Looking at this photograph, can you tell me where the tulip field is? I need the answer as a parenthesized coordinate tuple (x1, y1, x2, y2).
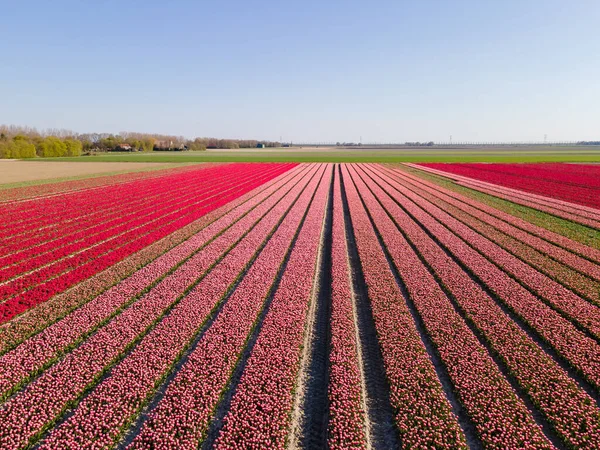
(1, 161, 600, 449)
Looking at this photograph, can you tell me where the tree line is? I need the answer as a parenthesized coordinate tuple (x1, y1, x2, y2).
(0, 125, 281, 158)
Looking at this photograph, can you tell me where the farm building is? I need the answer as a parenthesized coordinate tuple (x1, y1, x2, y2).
(256, 143, 266, 148)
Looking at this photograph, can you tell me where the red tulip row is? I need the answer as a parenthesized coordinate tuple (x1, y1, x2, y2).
(0, 165, 318, 449)
(412, 164, 600, 229)
(0, 163, 285, 275)
(399, 164, 600, 265)
(345, 164, 553, 448)
(125, 166, 326, 450)
(419, 163, 600, 211)
(0, 165, 305, 355)
(409, 163, 600, 219)
(35, 165, 325, 450)
(357, 165, 600, 449)
(362, 165, 600, 392)
(458, 180, 600, 230)
(0, 166, 295, 323)
(326, 167, 367, 449)
(0, 166, 267, 279)
(339, 165, 468, 448)
(212, 165, 331, 449)
(0, 164, 286, 269)
(0, 163, 239, 240)
(0, 164, 311, 402)
(0, 164, 266, 269)
(0, 163, 210, 204)
(383, 164, 600, 282)
(365, 165, 600, 338)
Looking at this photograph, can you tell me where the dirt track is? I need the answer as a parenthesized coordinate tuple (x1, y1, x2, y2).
(0, 161, 172, 184)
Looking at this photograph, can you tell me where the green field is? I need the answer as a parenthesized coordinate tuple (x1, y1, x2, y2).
(30, 147, 600, 163)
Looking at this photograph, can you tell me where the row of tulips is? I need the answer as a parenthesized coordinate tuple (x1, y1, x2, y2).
(0, 163, 238, 239)
(35, 165, 325, 450)
(412, 164, 600, 229)
(398, 164, 600, 265)
(125, 166, 326, 450)
(370, 166, 600, 388)
(326, 166, 367, 449)
(411, 186, 600, 304)
(367, 165, 600, 338)
(0, 165, 318, 449)
(0, 164, 285, 280)
(0, 163, 210, 204)
(0, 164, 304, 355)
(211, 165, 331, 449)
(420, 163, 600, 211)
(0, 165, 312, 402)
(362, 165, 600, 391)
(385, 165, 600, 282)
(0, 166, 294, 323)
(357, 165, 600, 449)
(339, 165, 468, 448)
(0, 168, 255, 278)
(458, 180, 600, 230)
(0, 164, 262, 268)
(344, 164, 553, 449)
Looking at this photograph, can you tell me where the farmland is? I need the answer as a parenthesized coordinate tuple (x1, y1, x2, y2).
(1, 161, 600, 449)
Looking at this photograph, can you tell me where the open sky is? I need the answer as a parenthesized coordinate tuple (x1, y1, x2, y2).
(1, 0, 599, 143)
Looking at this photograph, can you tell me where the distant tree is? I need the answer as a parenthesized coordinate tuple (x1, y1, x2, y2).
(36, 136, 68, 157)
(64, 139, 83, 156)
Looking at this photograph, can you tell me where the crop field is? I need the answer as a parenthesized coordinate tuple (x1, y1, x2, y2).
(1, 162, 600, 449)
(31, 145, 600, 163)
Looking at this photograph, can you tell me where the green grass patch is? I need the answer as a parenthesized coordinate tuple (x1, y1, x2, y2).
(397, 164, 600, 251)
(27, 148, 600, 163)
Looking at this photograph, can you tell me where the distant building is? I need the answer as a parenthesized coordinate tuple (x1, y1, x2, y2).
(116, 143, 133, 151)
(257, 143, 266, 148)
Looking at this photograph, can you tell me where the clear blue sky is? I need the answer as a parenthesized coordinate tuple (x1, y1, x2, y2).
(1, 0, 599, 142)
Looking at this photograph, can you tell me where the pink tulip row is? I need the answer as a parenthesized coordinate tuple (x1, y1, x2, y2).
(0, 163, 239, 241)
(382, 166, 600, 302)
(399, 164, 600, 265)
(339, 165, 468, 448)
(383, 164, 600, 282)
(0, 165, 303, 356)
(0, 163, 284, 281)
(365, 166, 600, 339)
(426, 196, 600, 303)
(211, 165, 331, 449)
(0, 163, 210, 204)
(35, 165, 324, 450)
(125, 166, 326, 450)
(365, 165, 600, 388)
(412, 164, 600, 229)
(359, 165, 600, 449)
(0, 165, 295, 323)
(419, 163, 600, 211)
(326, 167, 367, 449)
(0, 165, 316, 449)
(0, 164, 310, 402)
(0, 164, 257, 269)
(344, 164, 553, 449)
